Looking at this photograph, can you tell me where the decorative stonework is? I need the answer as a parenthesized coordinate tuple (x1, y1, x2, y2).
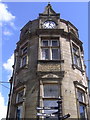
(42, 73, 59, 78)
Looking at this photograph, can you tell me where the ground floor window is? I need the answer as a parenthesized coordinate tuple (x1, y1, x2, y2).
(15, 87, 26, 119)
(79, 104, 86, 119)
(43, 99, 58, 116)
(77, 88, 87, 119)
(40, 82, 60, 119)
(74, 81, 88, 120)
(16, 105, 23, 120)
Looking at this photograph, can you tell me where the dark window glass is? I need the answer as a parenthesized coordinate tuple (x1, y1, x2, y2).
(16, 106, 23, 119)
(22, 47, 27, 55)
(42, 40, 49, 46)
(52, 49, 59, 60)
(73, 45, 79, 55)
(79, 104, 86, 118)
(17, 109, 20, 120)
(16, 90, 24, 103)
(73, 44, 81, 68)
(52, 40, 58, 46)
(22, 56, 27, 66)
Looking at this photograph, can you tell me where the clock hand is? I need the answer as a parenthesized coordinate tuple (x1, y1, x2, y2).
(49, 23, 50, 26)
(49, 23, 52, 27)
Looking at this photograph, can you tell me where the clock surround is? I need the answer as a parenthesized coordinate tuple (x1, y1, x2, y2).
(42, 20, 56, 29)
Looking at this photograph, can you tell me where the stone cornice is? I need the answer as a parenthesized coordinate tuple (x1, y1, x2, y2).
(36, 28, 64, 35)
(17, 28, 82, 49)
(38, 60, 64, 63)
(37, 71, 65, 79)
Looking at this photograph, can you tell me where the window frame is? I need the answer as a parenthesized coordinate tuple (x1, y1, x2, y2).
(42, 48, 50, 60)
(16, 89, 24, 103)
(51, 40, 59, 47)
(79, 103, 87, 119)
(15, 86, 26, 119)
(20, 55, 27, 67)
(21, 46, 27, 55)
(74, 81, 87, 119)
(43, 83, 59, 98)
(20, 44, 28, 68)
(77, 89, 85, 103)
(77, 89, 87, 119)
(71, 41, 82, 70)
(40, 81, 60, 118)
(51, 48, 60, 60)
(41, 38, 60, 60)
(42, 40, 49, 47)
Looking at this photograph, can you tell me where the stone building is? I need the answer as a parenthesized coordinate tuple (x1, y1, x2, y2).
(7, 3, 90, 119)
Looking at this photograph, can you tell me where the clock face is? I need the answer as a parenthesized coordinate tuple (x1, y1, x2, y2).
(43, 21, 56, 29)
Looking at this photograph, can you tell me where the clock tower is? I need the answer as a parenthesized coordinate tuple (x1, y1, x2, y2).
(7, 3, 90, 120)
(39, 3, 60, 29)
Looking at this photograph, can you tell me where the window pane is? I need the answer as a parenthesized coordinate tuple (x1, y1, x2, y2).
(78, 91, 85, 103)
(42, 49, 49, 60)
(74, 55, 81, 68)
(79, 104, 86, 118)
(74, 55, 78, 65)
(52, 49, 59, 60)
(22, 47, 27, 55)
(22, 56, 27, 66)
(73, 45, 79, 55)
(44, 100, 58, 107)
(52, 40, 58, 46)
(43, 100, 58, 115)
(16, 105, 23, 119)
(42, 40, 48, 46)
(44, 84, 58, 97)
(77, 57, 81, 68)
(16, 90, 24, 103)
(73, 47, 77, 53)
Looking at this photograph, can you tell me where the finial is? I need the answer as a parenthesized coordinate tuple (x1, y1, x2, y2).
(48, 2, 50, 5)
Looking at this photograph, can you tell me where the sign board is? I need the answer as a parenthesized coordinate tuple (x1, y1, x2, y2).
(37, 113, 55, 117)
(37, 107, 58, 110)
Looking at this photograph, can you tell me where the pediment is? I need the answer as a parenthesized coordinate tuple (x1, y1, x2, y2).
(42, 73, 59, 78)
(39, 3, 60, 17)
(43, 3, 56, 15)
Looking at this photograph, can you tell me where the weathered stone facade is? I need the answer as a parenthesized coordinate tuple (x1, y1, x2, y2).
(7, 3, 90, 120)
